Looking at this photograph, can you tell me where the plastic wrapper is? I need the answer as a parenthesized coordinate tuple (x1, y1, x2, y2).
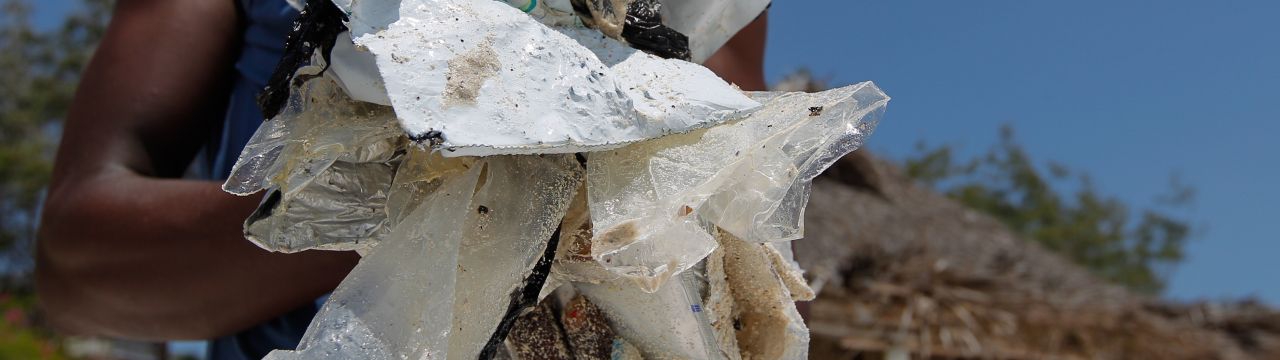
(242, 161, 395, 252)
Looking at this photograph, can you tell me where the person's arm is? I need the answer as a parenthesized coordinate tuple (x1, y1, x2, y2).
(702, 11, 768, 91)
(36, 0, 357, 341)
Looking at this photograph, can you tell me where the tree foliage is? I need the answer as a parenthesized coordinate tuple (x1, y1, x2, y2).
(0, 0, 111, 275)
(904, 126, 1193, 294)
(0, 0, 112, 355)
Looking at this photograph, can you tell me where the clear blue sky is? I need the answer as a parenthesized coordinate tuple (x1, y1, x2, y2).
(765, 1, 1279, 303)
(32, 0, 1277, 307)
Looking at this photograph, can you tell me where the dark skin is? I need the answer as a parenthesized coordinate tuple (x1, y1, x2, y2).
(36, 0, 766, 341)
(704, 12, 768, 92)
(36, 0, 360, 340)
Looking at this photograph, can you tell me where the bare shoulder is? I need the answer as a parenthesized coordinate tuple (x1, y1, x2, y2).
(51, 0, 243, 182)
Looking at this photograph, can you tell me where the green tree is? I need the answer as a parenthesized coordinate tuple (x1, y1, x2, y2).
(0, 0, 111, 356)
(0, 0, 111, 276)
(904, 126, 1193, 294)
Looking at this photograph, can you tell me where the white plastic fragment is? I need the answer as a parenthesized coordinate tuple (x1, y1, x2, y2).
(328, 32, 391, 106)
(343, 0, 759, 156)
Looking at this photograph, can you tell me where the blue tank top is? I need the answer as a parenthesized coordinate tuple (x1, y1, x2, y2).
(205, 1, 315, 359)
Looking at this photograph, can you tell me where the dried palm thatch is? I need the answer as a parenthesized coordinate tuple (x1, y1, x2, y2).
(799, 151, 1279, 359)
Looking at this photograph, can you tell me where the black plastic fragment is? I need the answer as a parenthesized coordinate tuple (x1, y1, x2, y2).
(809, 106, 824, 116)
(478, 226, 562, 360)
(257, 0, 349, 121)
(569, 0, 592, 19)
(408, 130, 446, 147)
(569, 0, 691, 60)
(621, 0, 691, 60)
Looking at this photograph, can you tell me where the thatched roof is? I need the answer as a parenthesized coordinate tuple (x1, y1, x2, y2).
(798, 151, 1280, 359)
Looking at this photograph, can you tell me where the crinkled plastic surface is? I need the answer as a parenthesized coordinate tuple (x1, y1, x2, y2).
(224, 74, 404, 252)
(243, 161, 395, 252)
(586, 82, 888, 289)
(223, 68, 403, 197)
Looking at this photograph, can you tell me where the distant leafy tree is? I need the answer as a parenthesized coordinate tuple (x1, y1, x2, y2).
(1, 0, 111, 355)
(0, 0, 111, 276)
(904, 126, 1193, 294)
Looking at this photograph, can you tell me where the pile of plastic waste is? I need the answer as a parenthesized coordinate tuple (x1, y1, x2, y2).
(224, 0, 888, 358)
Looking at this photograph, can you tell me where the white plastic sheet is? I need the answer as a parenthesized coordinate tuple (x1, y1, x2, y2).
(332, 0, 759, 156)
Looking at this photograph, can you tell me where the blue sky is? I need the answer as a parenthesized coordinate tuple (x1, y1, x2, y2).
(31, 0, 1276, 324)
(765, 1, 1279, 303)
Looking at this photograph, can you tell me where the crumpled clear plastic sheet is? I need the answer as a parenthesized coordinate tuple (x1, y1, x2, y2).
(224, 0, 889, 358)
(585, 83, 888, 290)
(223, 72, 404, 253)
